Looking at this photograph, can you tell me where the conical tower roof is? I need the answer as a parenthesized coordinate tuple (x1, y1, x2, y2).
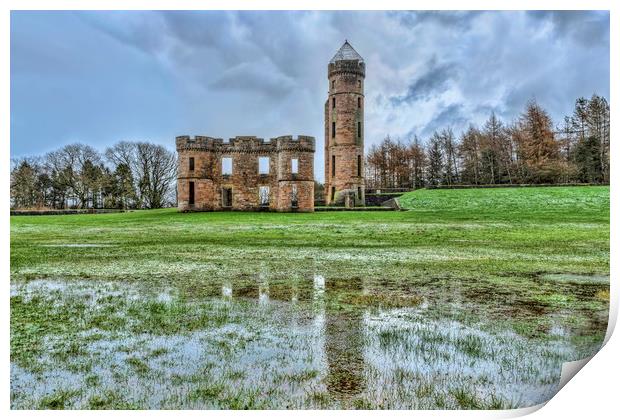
(329, 40, 364, 63)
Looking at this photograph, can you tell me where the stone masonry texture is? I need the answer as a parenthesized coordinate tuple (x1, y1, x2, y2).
(177, 136, 315, 212)
(324, 43, 366, 206)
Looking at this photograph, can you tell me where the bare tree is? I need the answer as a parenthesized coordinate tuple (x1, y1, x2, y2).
(106, 141, 177, 208)
(135, 142, 177, 208)
(516, 100, 562, 183)
(446, 128, 460, 185)
(408, 136, 426, 189)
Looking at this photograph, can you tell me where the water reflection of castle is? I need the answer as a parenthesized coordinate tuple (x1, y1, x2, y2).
(220, 274, 366, 399)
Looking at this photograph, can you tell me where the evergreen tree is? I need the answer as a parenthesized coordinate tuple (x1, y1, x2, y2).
(574, 135, 602, 183)
(426, 133, 443, 186)
(113, 163, 136, 209)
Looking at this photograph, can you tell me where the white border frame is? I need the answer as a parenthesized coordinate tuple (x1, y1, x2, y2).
(2, 2, 616, 419)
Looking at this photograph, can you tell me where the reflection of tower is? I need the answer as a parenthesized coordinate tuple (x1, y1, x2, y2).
(324, 41, 366, 207)
(322, 277, 366, 399)
(222, 282, 232, 298)
(258, 269, 270, 305)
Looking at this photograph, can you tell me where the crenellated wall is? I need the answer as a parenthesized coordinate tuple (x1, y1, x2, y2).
(177, 135, 315, 212)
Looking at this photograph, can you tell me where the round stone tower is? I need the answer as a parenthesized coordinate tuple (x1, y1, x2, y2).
(324, 40, 365, 206)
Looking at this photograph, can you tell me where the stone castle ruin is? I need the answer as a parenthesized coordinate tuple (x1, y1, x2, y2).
(176, 135, 315, 212)
(176, 41, 365, 212)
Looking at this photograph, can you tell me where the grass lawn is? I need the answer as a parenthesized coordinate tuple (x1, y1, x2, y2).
(10, 186, 610, 409)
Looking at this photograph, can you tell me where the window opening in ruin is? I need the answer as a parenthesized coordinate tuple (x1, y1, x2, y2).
(222, 157, 233, 175)
(358, 122, 361, 138)
(331, 186, 335, 202)
(259, 186, 270, 207)
(189, 181, 195, 206)
(291, 158, 299, 174)
(358, 187, 362, 200)
(189, 157, 194, 171)
(358, 80, 361, 88)
(357, 155, 362, 177)
(331, 80, 335, 89)
(332, 155, 335, 177)
(258, 156, 270, 174)
(222, 187, 232, 207)
(291, 185, 298, 208)
(332, 122, 336, 138)
(332, 97, 336, 109)
(358, 97, 361, 108)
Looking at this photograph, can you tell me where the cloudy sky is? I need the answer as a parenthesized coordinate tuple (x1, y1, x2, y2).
(11, 10, 609, 180)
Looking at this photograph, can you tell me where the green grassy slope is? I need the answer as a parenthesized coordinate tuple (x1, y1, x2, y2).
(398, 186, 609, 222)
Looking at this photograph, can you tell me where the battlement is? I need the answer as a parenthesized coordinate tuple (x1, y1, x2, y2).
(272, 135, 315, 152)
(175, 135, 223, 150)
(328, 60, 365, 78)
(177, 135, 315, 152)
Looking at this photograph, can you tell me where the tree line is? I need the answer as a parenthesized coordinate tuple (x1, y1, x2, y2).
(10, 142, 177, 210)
(365, 94, 610, 189)
(10, 94, 609, 209)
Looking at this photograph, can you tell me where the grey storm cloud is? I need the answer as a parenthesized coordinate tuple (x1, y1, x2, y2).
(423, 104, 467, 138)
(77, 11, 328, 98)
(527, 10, 610, 46)
(77, 11, 166, 53)
(11, 10, 610, 181)
(390, 58, 457, 105)
(209, 58, 297, 97)
(394, 10, 482, 30)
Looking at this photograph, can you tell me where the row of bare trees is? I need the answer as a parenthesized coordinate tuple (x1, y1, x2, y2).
(366, 94, 610, 189)
(10, 142, 177, 210)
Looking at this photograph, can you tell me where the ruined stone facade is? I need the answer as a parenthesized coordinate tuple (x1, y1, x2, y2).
(176, 41, 366, 212)
(324, 41, 366, 206)
(176, 135, 315, 212)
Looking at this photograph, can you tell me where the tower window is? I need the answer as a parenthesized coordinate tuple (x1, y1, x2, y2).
(358, 97, 361, 108)
(258, 156, 269, 174)
(291, 158, 299, 174)
(357, 122, 361, 138)
(331, 80, 335, 89)
(259, 186, 270, 207)
(189, 181, 195, 205)
(332, 122, 336, 138)
(332, 155, 335, 177)
(291, 185, 298, 208)
(332, 97, 336, 109)
(358, 80, 361, 88)
(331, 186, 335, 201)
(358, 187, 362, 200)
(222, 157, 233, 175)
(357, 155, 362, 177)
(189, 157, 194, 171)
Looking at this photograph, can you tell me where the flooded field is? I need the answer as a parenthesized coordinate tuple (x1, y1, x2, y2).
(10, 188, 610, 409)
(10, 272, 609, 409)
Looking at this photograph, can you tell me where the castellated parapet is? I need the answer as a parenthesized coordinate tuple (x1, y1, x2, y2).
(177, 135, 315, 212)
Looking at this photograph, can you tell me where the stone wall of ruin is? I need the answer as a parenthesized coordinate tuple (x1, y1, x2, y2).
(177, 135, 315, 212)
